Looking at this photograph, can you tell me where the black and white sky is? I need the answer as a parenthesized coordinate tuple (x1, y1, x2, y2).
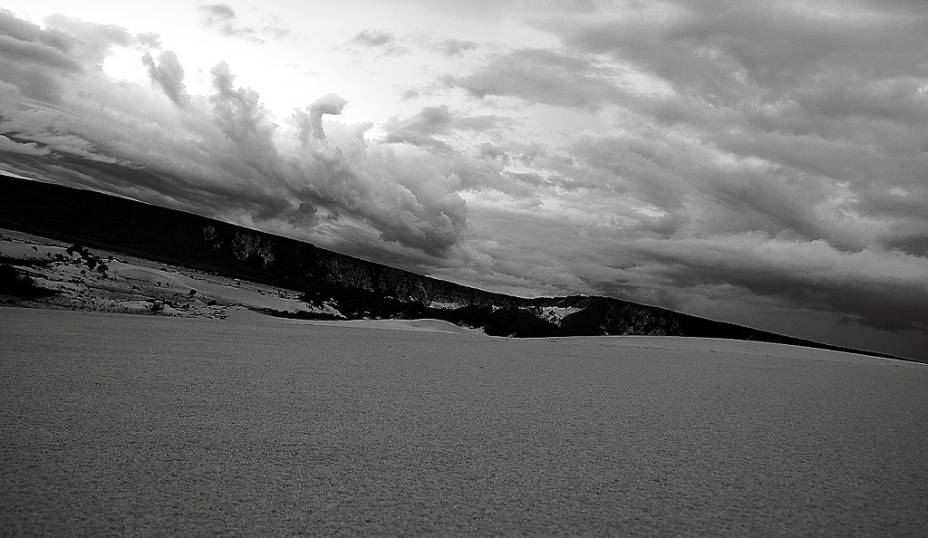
(1, 0, 926, 358)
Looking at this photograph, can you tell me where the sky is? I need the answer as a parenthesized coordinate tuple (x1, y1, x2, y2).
(0, 0, 926, 358)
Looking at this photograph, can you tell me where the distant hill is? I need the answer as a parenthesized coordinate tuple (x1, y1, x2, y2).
(0, 174, 903, 360)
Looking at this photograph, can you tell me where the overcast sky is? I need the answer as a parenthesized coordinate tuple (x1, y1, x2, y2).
(1, 0, 926, 358)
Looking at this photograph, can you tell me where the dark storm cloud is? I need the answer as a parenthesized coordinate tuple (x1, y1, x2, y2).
(558, 126, 927, 321)
(530, 0, 928, 226)
(620, 236, 928, 334)
(425, 0, 928, 353)
(142, 50, 188, 107)
(480, 0, 928, 335)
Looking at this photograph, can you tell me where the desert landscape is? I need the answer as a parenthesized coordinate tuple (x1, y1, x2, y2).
(3, 306, 927, 535)
(3, 0, 928, 534)
(1, 191, 927, 534)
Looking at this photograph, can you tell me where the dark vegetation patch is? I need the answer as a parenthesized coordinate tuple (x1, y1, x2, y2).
(248, 307, 343, 321)
(65, 242, 109, 276)
(0, 264, 55, 298)
(302, 280, 434, 319)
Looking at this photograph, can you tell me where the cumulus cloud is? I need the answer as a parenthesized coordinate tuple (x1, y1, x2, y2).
(302, 93, 347, 142)
(210, 61, 274, 146)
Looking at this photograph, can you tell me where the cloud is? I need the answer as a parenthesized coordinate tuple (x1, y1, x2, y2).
(42, 14, 131, 67)
(135, 32, 161, 48)
(621, 234, 928, 333)
(210, 61, 274, 146)
(383, 105, 454, 150)
(436, 39, 476, 56)
(517, 0, 928, 258)
(0, 12, 471, 259)
(350, 29, 394, 47)
(301, 93, 348, 142)
(0, 12, 82, 102)
(447, 48, 622, 109)
(199, 3, 235, 23)
(0, 134, 50, 156)
(198, 3, 262, 41)
(347, 29, 406, 55)
(1, 6, 927, 357)
(382, 106, 513, 154)
(0, 31, 81, 73)
(142, 50, 188, 107)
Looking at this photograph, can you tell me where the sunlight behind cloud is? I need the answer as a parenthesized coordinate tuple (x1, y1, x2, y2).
(101, 45, 148, 82)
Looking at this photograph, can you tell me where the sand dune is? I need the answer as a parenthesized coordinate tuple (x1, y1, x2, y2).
(226, 307, 482, 335)
(2, 306, 926, 536)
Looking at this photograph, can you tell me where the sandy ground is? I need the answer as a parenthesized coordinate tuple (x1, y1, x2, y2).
(226, 307, 483, 335)
(2, 306, 927, 536)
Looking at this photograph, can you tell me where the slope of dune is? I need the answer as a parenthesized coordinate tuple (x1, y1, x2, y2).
(1, 307, 926, 536)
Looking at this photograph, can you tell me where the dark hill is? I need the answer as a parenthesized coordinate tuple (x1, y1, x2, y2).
(0, 174, 902, 360)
